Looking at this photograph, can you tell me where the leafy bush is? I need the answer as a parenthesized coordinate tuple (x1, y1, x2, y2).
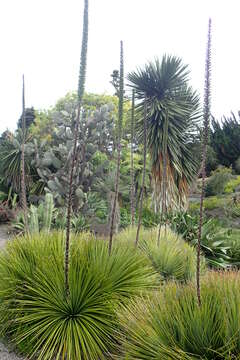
(235, 156, 240, 174)
(224, 175, 240, 193)
(115, 227, 201, 282)
(205, 166, 232, 197)
(169, 212, 232, 268)
(118, 272, 240, 359)
(141, 207, 160, 228)
(203, 196, 227, 210)
(120, 207, 131, 228)
(0, 231, 155, 359)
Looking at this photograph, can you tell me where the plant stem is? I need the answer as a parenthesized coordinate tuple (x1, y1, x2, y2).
(20, 75, 29, 235)
(197, 18, 212, 307)
(135, 97, 147, 246)
(109, 41, 124, 255)
(65, 0, 88, 297)
(130, 89, 135, 226)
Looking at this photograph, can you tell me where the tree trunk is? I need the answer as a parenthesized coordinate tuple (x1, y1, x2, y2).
(196, 18, 212, 307)
(65, 0, 88, 297)
(20, 75, 29, 234)
(108, 41, 124, 255)
(135, 97, 147, 247)
(130, 89, 135, 226)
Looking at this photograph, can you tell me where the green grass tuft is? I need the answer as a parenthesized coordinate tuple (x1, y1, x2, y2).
(0, 231, 155, 359)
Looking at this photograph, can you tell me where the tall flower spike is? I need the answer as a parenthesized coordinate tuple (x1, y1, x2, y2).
(196, 18, 212, 307)
(65, 0, 89, 296)
(108, 40, 124, 255)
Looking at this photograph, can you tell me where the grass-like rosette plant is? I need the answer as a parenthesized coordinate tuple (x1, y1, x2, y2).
(118, 271, 240, 359)
(116, 226, 202, 282)
(0, 232, 155, 359)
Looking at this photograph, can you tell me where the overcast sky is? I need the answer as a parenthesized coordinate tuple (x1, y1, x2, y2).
(0, 0, 239, 133)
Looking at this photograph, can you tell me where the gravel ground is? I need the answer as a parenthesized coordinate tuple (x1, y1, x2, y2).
(0, 343, 23, 360)
(0, 226, 24, 360)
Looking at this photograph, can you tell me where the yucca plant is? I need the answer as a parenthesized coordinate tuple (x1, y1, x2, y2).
(128, 56, 200, 213)
(0, 231, 155, 359)
(118, 271, 240, 359)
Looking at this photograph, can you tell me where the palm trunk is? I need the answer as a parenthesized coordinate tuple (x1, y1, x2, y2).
(20, 75, 29, 234)
(130, 89, 135, 226)
(109, 41, 124, 255)
(135, 97, 147, 246)
(196, 18, 212, 307)
(65, 0, 88, 296)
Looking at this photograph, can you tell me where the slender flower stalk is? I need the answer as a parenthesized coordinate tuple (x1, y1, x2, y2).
(109, 41, 124, 255)
(130, 89, 135, 226)
(157, 111, 169, 246)
(135, 97, 147, 246)
(65, 0, 88, 296)
(196, 18, 212, 306)
(20, 75, 29, 234)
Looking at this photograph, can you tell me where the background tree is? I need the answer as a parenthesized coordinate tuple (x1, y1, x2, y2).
(18, 107, 35, 130)
(210, 112, 240, 170)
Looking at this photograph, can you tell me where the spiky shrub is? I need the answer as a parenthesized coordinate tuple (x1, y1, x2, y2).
(0, 232, 155, 359)
(118, 272, 240, 359)
(115, 227, 202, 282)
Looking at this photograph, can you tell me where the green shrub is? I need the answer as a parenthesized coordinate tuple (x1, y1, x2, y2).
(115, 227, 202, 282)
(168, 212, 232, 268)
(141, 207, 160, 228)
(224, 175, 240, 193)
(205, 166, 232, 197)
(0, 232, 155, 359)
(235, 156, 240, 174)
(203, 196, 227, 210)
(120, 207, 131, 228)
(118, 272, 240, 359)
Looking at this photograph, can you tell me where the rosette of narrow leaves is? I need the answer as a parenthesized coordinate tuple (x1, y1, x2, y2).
(115, 227, 202, 282)
(118, 272, 240, 359)
(0, 232, 155, 359)
(128, 56, 200, 211)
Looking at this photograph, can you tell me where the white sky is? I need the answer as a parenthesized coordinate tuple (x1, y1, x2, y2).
(0, 0, 239, 133)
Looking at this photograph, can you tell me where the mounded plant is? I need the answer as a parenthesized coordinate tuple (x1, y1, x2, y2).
(0, 231, 155, 359)
(115, 227, 203, 282)
(118, 271, 240, 359)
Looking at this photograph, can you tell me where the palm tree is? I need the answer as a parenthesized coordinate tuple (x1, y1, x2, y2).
(108, 40, 124, 255)
(128, 56, 200, 219)
(65, 0, 88, 296)
(196, 18, 212, 306)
